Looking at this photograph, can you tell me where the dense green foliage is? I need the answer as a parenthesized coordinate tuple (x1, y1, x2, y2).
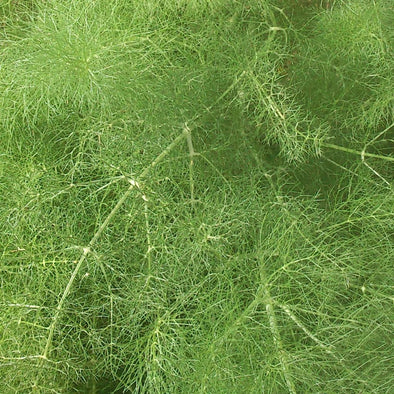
(0, 1, 393, 393)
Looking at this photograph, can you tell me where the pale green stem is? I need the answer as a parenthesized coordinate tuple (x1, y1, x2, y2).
(260, 269, 297, 394)
(276, 303, 337, 358)
(184, 124, 196, 207)
(201, 258, 297, 394)
(143, 195, 153, 279)
(322, 142, 394, 162)
(40, 131, 187, 361)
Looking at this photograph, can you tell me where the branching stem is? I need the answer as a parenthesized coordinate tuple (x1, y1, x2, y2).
(322, 142, 394, 162)
(40, 131, 187, 362)
(260, 265, 297, 394)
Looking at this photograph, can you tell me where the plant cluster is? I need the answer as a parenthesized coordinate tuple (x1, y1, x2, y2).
(0, 1, 393, 393)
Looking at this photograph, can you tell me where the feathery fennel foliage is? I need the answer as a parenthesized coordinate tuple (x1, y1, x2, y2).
(0, 1, 393, 393)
